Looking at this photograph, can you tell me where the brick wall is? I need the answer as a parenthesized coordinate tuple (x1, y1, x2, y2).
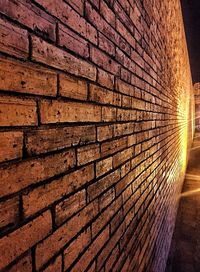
(0, 0, 194, 272)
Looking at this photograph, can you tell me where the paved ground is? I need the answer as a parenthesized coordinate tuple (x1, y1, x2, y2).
(166, 133, 200, 272)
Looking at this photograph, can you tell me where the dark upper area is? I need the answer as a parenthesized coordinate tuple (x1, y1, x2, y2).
(181, 0, 200, 83)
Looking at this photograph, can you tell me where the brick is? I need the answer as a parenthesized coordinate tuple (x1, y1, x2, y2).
(34, 0, 97, 44)
(101, 137, 127, 157)
(64, 0, 84, 15)
(87, 169, 120, 201)
(55, 190, 86, 226)
(23, 164, 93, 218)
(0, 57, 57, 96)
(98, 68, 114, 90)
(70, 227, 109, 272)
(97, 125, 113, 141)
(89, 84, 121, 106)
(102, 106, 117, 122)
(90, 46, 120, 75)
(32, 36, 96, 81)
(26, 125, 96, 155)
(0, 149, 76, 197)
(7, 253, 32, 272)
(99, 32, 115, 56)
(0, 96, 37, 127)
(40, 100, 101, 124)
(0, 211, 52, 270)
(64, 229, 91, 270)
(43, 255, 62, 272)
(77, 144, 100, 166)
(96, 157, 113, 177)
(35, 201, 98, 270)
(113, 147, 134, 168)
(116, 78, 135, 96)
(58, 24, 89, 58)
(98, 187, 115, 211)
(0, 17, 28, 59)
(59, 74, 87, 100)
(0, 131, 23, 163)
(0, 197, 19, 230)
(100, 0, 116, 27)
(0, 0, 56, 40)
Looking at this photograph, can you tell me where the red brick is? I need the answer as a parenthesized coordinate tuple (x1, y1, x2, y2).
(98, 68, 114, 90)
(64, 229, 91, 270)
(99, 33, 115, 56)
(77, 143, 100, 166)
(113, 147, 134, 168)
(43, 255, 62, 272)
(39, 100, 101, 124)
(23, 165, 93, 218)
(0, 17, 28, 59)
(89, 84, 121, 106)
(97, 125, 113, 142)
(59, 74, 87, 100)
(116, 78, 135, 96)
(0, 149, 76, 197)
(0, 131, 23, 163)
(0, 0, 56, 40)
(35, 0, 97, 44)
(0, 197, 19, 230)
(101, 137, 127, 157)
(7, 253, 32, 272)
(0, 211, 52, 270)
(96, 157, 113, 177)
(102, 106, 117, 122)
(98, 187, 115, 211)
(35, 201, 98, 270)
(87, 169, 120, 201)
(58, 23, 89, 58)
(32, 36, 96, 81)
(70, 227, 109, 272)
(0, 96, 37, 127)
(64, 0, 84, 15)
(90, 46, 120, 75)
(0, 57, 57, 96)
(55, 190, 86, 225)
(100, 0, 116, 27)
(26, 125, 96, 155)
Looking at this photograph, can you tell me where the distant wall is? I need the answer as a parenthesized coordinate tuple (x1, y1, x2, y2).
(0, 0, 194, 272)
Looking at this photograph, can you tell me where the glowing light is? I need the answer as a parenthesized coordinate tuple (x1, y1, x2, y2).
(180, 188, 200, 198)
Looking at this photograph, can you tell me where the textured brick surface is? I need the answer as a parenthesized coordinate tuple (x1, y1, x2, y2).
(0, 0, 195, 272)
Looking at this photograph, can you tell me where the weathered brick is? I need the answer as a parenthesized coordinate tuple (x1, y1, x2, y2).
(58, 24, 89, 58)
(7, 253, 32, 272)
(0, 17, 28, 59)
(97, 125, 113, 142)
(0, 0, 56, 40)
(113, 147, 134, 168)
(64, 0, 84, 15)
(34, 0, 97, 44)
(32, 36, 96, 81)
(89, 84, 121, 106)
(26, 125, 96, 155)
(0, 57, 57, 96)
(96, 157, 113, 177)
(101, 137, 127, 157)
(23, 165, 93, 218)
(0, 197, 19, 230)
(102, 106, 117, 122)
(0, 211, 52, 270)
(43, 255, 62, 272)
(0, 96, 37, 127)
(35, 201, 98, 270)
(64, 228, 91, 270)
(77, 144, 100, 166)
(90, 46, 120, 75)
(0, 131, 23, 163)
(59, 74, 87, 100)
(70, 227, 109, 272)
(100, 0, 116, 27)
(87, 169, 120, 201)
(39, 100, 101, 124)
(0, 149, 76, 197)
(98, 33, 115, 56)
(98, 68, 114, 89)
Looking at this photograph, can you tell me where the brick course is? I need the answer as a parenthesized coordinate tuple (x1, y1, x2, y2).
(0, 0, 194, 271)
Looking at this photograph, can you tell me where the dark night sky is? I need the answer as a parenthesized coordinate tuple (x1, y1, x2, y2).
(181, 0, 200, 83)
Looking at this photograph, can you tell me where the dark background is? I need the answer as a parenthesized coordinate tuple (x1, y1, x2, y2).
(181, 0, 200, 83)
